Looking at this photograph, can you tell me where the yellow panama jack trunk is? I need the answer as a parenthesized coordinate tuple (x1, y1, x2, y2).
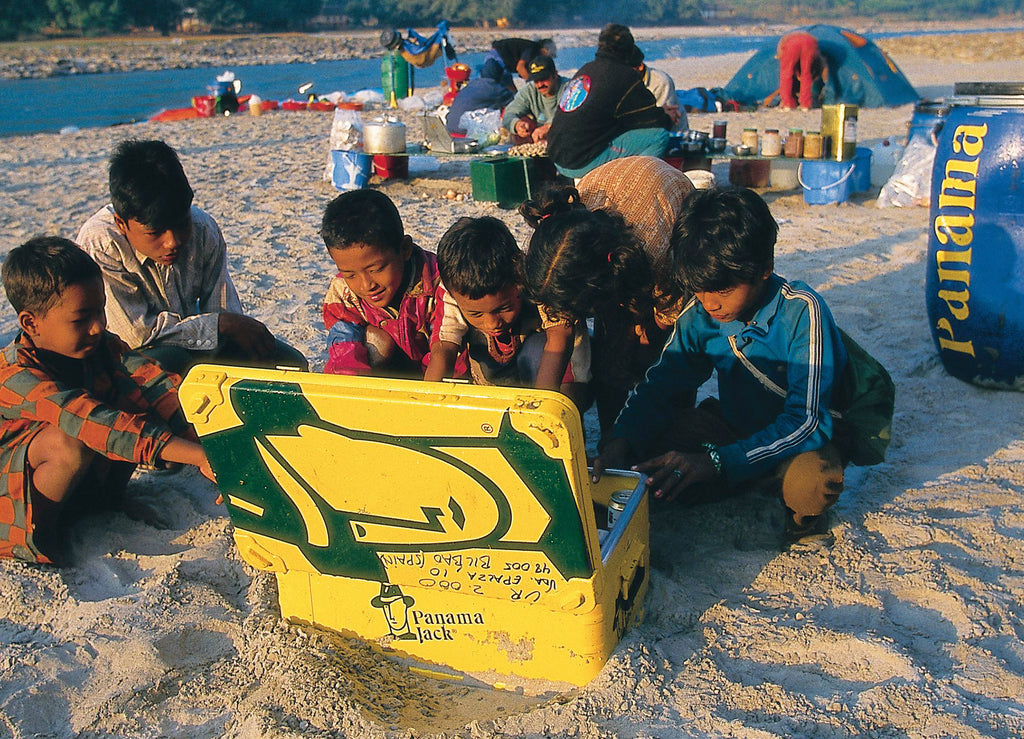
(180, 365, 650, 688)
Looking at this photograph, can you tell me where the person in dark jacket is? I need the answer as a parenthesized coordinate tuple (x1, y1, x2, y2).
(546, 24, 671, 178)
(446, 62, 515, 136)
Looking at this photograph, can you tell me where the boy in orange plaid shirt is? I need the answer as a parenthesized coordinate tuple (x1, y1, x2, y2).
(0, 237, 214, 565)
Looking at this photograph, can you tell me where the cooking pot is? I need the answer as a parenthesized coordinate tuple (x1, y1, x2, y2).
(363, 118, 406, 154)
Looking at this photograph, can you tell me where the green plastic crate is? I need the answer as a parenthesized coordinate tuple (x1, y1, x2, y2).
(470, 156, 530, 208)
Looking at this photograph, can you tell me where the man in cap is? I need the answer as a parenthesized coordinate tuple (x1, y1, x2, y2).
(501, 55, 567, 144)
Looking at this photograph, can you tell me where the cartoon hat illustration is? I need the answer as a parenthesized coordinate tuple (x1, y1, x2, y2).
(371, 582, 414, 608)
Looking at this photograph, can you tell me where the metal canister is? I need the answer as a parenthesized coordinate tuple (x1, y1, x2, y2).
(820, 103, 859, 161)
(607, 490, 631, 528)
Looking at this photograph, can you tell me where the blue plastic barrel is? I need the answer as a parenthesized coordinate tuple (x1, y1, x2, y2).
(907, 100, 949, 146)
(926, 82, 1024, 387)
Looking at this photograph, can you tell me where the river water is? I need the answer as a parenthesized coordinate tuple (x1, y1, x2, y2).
(0, 28, 1010, 138)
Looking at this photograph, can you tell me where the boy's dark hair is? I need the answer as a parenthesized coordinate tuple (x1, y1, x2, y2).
(671, 187, 777, 293)
(109, 139, 195, 232)
(3, 236, 102, 315)
(436, 217, 521, 300)
(320, 189, 405, 253)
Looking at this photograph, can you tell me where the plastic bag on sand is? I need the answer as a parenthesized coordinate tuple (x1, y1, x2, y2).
(324, 107, 364, 182)
(459, 108, 502, 146)
(329, 106, 363, 150)
(876, 136, 935, 208)
(408, 156, 441, 176)
(398, 95, 428, 112)
(353, 89, 385, 106)
(420, 89, 444, 107)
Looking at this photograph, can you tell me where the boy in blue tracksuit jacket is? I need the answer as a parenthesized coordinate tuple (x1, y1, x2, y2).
(594, 187, 851, 547)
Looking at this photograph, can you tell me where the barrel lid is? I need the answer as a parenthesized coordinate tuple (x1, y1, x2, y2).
(953, 82, 1024, 96)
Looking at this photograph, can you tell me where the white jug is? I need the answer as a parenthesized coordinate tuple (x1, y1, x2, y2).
(870, 137, 905, 188)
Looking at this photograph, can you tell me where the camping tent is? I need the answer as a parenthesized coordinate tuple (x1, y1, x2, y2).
(722, 25, 919, 108)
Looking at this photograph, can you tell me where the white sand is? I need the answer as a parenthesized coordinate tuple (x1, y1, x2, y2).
(1, 34, 1024, 738)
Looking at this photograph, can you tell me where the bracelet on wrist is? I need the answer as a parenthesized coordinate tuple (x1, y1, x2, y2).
(701, 443, 723, 476)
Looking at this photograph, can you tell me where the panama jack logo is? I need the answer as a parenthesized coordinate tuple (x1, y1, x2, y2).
(370, 583, 487, 642)
(560, 75, 591, 112)
(371, 582, 417, 640)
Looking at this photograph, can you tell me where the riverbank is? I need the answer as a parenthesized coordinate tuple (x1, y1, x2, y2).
(2, 18, 1023, 79)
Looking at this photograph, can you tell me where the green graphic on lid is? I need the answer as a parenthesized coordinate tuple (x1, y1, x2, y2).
(203, 381, 591, 582)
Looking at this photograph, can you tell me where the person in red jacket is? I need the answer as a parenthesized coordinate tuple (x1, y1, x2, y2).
(777, 31, 825, 111)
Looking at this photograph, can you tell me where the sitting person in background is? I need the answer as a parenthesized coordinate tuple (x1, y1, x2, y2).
(484, 37, 557, 92)
(321, 190, 463, 378)
(777, 30, 829, 111)
(77, 139, 307, 376)
(501, 55, 567, 144)
(0, 237, 214, 565)
(546, 24, 672, 178)
(425, 217, 591, 413)
(632, 45, 686, 130)
(446, 62, 515, 136)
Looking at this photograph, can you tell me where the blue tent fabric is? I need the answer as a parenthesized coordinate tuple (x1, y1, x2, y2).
(722, 25, 919, 108)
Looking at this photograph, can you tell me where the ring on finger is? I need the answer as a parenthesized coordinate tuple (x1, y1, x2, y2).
(672, 468, 683, 479)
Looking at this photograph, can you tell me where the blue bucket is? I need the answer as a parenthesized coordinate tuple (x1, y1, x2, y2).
(799, 159, 856, 205)
(852, 147, 872, 192)
(331, 150, 372, 191)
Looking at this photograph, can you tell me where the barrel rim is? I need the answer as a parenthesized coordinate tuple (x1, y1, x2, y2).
(953, 82, 1024, 97)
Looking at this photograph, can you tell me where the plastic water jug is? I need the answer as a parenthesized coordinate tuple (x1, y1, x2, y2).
(870, 137, 904, 188)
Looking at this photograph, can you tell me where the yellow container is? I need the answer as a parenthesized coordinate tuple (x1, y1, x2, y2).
(180, 366, 650, 689)
(820, 104, 859, 161)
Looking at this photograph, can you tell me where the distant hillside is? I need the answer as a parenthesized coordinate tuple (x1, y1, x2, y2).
(2, 0, 1018, 41)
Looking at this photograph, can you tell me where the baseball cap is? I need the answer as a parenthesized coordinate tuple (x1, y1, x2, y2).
(527, 55, 556, 82)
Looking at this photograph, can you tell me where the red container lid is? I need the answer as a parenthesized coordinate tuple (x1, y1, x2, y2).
(338, 102, 364, 111)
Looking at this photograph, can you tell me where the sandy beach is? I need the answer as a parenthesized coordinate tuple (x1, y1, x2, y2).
(1, 25, 1024, 739)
